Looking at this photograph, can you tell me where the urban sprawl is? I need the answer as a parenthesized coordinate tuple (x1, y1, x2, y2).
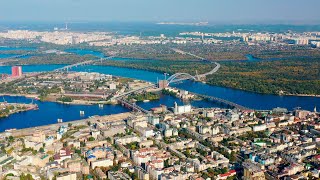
(1, 29, 320, 47)
(0, 66, 319, 180)
(0, 27, 319, 180)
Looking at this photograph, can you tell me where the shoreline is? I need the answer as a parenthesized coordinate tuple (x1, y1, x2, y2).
(284, 93, 320, 98)
(0, 103, 38, 118)
(1, 58, 319, 98)
(0, 93, 118, 105)
(0, 93, 38, 98)
(1, 74, 320, 101)
(0, 112, 132, 136)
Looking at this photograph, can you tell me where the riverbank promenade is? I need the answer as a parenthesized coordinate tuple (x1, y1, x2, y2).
(0, 112, 132, 136)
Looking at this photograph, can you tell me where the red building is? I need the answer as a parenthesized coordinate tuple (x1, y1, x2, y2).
(11, 66, 22, 77)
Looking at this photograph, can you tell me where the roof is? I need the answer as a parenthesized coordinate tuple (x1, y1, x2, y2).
(314, 155, 320, 160)
(219, 170, 236, 177)
(87, 155, 96, 159)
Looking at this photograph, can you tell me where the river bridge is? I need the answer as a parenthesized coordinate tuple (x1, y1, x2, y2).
(112, 84, 155, 114)
(117, 98, 150, 114)
(108, 49, 242, 112)
(166, 62, 220, 86)
(189, 91, 251, 110)
(54, 56, 115, 72)
(165, 48, 221, 86)
(10, 53, 31, 59)
(52, 50, 249, 112)
(54, 60, 95, 72)
(113, 82, 250, 112)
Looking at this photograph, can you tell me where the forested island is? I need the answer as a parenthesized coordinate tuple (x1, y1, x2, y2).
(99, 57, 320, 95)
(127, 92, 160, 102)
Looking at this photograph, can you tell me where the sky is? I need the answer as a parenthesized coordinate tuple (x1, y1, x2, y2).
(1, 0, 320, 24)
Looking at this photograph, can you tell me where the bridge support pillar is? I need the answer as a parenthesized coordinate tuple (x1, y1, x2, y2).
(158, 80, 168, 89)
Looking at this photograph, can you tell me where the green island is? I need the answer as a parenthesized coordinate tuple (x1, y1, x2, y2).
(127, 92, 160, 102)
(162, 89, 178, 96)
(99, 57, 320, 95)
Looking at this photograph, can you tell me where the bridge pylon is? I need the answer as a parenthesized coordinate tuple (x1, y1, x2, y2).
(158, 80, 168, 89)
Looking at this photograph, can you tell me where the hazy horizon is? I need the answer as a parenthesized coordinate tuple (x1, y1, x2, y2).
(1, 0, 320, 24)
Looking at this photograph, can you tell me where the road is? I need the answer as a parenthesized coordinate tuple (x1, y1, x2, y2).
(171, 48, 221, 78)
(171, 48, 206, 60)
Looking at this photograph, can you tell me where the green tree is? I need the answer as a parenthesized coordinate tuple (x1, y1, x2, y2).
(88, 137, 95, 141)
(20, 173, 34, 180)
(39, 147, 45, 153)
(8, 136, 14, 143)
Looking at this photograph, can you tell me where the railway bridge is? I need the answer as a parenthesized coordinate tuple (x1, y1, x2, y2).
(191, 91, 251, 111)
(117, 98, 150, 114)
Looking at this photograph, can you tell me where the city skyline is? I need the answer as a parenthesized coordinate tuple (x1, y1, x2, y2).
(1, 0, 320, 24)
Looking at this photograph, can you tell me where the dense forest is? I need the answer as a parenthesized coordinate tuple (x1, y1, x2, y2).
(210, 58, 320, 95)
(100, 60, 213, 76)
(103, 44, 320, 61)
(100, 57, 320, 95)
(4, 54, 94, 65)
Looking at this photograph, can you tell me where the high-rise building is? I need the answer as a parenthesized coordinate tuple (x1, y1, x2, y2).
(295, 38, 309, 45)
(11, 66, 22, 77)
(173, 102, 191, 114)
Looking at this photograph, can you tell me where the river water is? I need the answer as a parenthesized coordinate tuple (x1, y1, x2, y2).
(0, 48, 319, 131)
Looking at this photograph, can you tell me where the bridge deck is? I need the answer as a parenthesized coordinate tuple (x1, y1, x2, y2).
(172, 87, 250, 110)
(192, 92, 250, 110)
(10, 53, 30, 59)
(54, 56, 115, 72)
(117, 98, 150, 114)
(112, 84, 156, 99)
(50, 52, 250, 111)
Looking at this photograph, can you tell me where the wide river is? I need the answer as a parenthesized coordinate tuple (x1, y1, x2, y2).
(0, 48, 319, 131)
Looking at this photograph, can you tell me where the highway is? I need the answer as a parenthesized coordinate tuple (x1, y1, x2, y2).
(171, 48, 206, 60)
(198, 62, 221, 77)
(169, 48, 221, 81)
